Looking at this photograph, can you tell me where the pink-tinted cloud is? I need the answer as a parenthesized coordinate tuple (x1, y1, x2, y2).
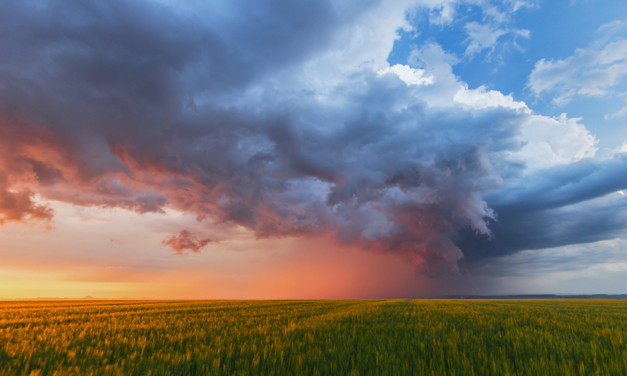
(0, 172, 53, 225)
(162, 230, 212, 254)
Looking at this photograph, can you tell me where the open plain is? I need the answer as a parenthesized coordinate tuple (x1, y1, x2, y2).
(1, 299, 626, 375)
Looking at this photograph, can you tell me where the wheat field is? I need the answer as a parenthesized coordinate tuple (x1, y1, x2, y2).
(1, 299, 626, 375)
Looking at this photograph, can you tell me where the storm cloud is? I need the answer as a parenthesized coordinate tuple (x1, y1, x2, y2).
(1, 0, 626, 276)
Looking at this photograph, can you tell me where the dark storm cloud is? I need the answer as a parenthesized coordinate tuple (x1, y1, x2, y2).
(457, 154, 627, 266)
(1, 0, 626, 275)
(488, 154, 627, 212)
(0, 0, 347, 96)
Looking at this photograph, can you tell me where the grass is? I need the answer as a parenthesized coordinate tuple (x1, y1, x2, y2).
(1, 299, 626, 375)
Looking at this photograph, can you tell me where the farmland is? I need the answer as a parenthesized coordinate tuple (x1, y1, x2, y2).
(1, 300, 626, 375)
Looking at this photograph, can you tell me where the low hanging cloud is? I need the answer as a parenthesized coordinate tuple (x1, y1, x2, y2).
(457, 154, 627, 264)
(1, 0, 626, 277)
(162, 230, 212, 255)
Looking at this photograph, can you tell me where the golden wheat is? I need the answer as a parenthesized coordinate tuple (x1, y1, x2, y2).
(1, 299, 626, 375)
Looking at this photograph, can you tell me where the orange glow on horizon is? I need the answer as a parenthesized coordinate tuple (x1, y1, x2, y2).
(0, 200, 447, 300)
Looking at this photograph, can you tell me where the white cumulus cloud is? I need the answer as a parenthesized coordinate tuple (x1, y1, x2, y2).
(378, 64, 434, 86)
(454, 84, 528, 111)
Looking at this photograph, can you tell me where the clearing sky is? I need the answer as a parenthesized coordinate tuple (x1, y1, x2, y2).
(1, 0, 627, 299)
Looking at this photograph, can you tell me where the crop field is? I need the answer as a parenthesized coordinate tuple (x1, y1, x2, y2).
(1, 300, 626, 375)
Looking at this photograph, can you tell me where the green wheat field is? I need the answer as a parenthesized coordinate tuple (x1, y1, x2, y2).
(1, 300, 626, 375)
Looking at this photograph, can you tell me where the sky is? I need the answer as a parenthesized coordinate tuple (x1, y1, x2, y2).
(1, 0, 627, 299)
